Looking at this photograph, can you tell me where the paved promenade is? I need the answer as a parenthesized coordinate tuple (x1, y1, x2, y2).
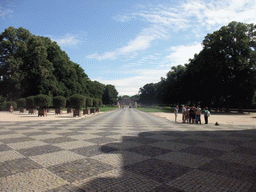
(0, 108, 256, 191)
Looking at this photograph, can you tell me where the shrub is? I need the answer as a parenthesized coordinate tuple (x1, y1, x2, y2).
(17, 98, 26, 108)
(53, 96, 66, 109)
(26, 96, 36, 109)
(34, 94, 51, 109)
(98, 99, 102, 107)
(66, 97, 72, 108)
(85, 97, 93, 109)
(93, 98, 99, 108)
(6, 101, 17, 109)
(0, 96, 6, 110)
(70, 94, 86, 110)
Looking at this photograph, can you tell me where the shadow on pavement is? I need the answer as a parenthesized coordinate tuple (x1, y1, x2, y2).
(76, 128, 256, 191)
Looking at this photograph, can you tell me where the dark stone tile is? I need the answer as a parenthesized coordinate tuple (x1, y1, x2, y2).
(57, 132, 84, 136)
(10, 127, 33, 131)
(42, 137, 77, 144)
(67, 127, 91, 131)
(17, 145, 64, 157)
(46, 184, 85, 192)
(98, 128, 120, 131)
(92, 132, 120, 137)
(39, 128, 62, 131)
(150, 184, 185, 192)
(124, 159, 191, 183)
(211, 138, 244, 146)
(128, 145, 172, 157)
(23, 131, 50, 136)
(86, 137, 119, 145)
(180, 146, 225, 158)
(139, 132, 157, 138)
(162, 132, 189, 137)
(47, 158, 114, 182)
(199, 159, 256, 183)
(170, 138, 203, 145)
(71, 145, 117, 157)
(232, 146, 256, 156)
(0, 137, 35, 144)
(0, 158, 43, 177)
(123, 136, 159, 144)
(0, 144, 13, 151)
(0, 131, 16, 135)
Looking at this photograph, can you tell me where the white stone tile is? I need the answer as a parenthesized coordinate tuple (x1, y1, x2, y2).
(52, 141, 95, 150)
(0, 168, 68, 191)
(7, 140, 48, 150)
(0, 150, 25, 162)
(29, 151, 85, 167)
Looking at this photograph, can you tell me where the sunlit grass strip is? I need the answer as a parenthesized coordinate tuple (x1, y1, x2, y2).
(99, 107, 119, 112)
(136, 106, 174, 113)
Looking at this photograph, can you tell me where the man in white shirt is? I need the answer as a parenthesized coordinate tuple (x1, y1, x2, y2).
(195, 105, 201, 124)
(182, 105, 186, 123)
(174, 105, 179, 122)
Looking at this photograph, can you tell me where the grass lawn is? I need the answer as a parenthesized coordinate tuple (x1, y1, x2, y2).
(136, 106, 174, 113)
(99, 106, 119, 112)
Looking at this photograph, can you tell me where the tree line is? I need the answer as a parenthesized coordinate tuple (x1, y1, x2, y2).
(138, 22, 256, 112)
(0, 27, 118, 107)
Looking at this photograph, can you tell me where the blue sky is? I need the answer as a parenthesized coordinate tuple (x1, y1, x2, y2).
(1, 0, 256, 96)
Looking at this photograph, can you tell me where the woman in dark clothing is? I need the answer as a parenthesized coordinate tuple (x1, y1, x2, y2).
(189, 107, 195, 123)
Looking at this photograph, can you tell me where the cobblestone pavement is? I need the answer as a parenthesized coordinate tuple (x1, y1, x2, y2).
(0, 108, 256, 192)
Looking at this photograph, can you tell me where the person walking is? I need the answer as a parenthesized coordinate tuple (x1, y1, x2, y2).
(182, 105, 186, 123)
(204, 107, 210, 124)
(174, 105, 179, 122)
(9, 105, 13, 113)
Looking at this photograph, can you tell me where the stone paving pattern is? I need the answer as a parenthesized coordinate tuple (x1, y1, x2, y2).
(0, 108, 256, 191)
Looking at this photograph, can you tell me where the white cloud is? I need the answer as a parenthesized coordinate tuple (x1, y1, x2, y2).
(51, 34, 80, 47)
(166, 42, 203, 66)
(87, 25, 167, 60)
(96, 68, 170, 96)
(0, 8, 12, 18)
(88, 0, 256, 61)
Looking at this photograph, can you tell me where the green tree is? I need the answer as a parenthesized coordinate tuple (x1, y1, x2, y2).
(102, 84, 118, 105)
(190, 21, 256, 111)
(0, 27, 32, 100)
(139, 83, 157, 105)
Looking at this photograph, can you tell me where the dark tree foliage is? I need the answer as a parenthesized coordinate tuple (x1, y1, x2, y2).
(139, 21, 256, 111)
(17, 98, 26, 108)
(0, 27, 116, 102)
(102, 84, 118, 105)
(139, 83, 157, 105)
(53, 96, 66, 109)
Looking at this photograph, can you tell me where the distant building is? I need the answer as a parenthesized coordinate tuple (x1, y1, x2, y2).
(118, 97, 135, 106)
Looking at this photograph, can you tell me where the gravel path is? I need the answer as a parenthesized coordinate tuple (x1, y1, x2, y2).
(0, 108, 255, 191)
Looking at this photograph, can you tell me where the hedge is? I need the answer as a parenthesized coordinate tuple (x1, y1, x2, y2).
(66, 97, 72, 108)
(6, 101, 17, 109)
(34, 94, 51, 108)
(70, 94, 86, 110)
(98, 99, 102, 107)
(85, 97, 93, 109)
(26, 96, 36, 108)
(53, 96, 66, 109)
(17, 98, 26, 108)
(93, 98, 99, 107)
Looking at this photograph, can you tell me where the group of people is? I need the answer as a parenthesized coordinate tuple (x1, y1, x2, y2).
(174, 105, 210, 124)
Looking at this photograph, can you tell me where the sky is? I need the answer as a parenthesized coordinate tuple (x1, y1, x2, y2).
(1, 0, 256, 96)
